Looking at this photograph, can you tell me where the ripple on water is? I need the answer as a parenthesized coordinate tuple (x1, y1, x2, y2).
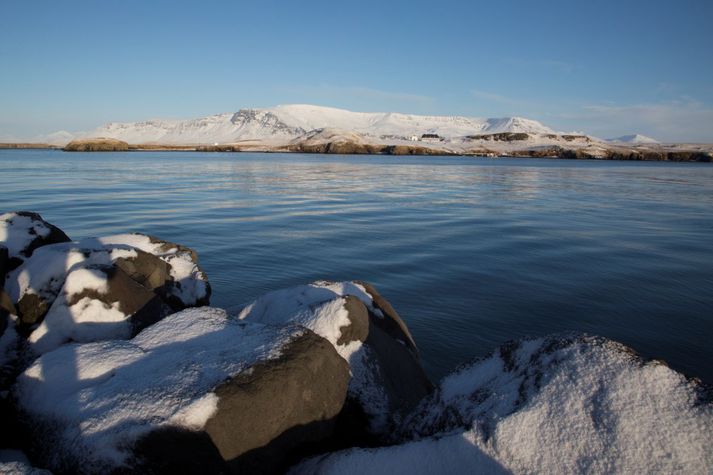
(1, 150, 712, 382)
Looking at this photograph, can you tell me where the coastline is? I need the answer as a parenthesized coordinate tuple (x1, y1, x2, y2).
(1, 140, 712, 161)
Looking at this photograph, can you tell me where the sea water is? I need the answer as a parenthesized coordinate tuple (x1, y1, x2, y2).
(2, 149, 712, 382)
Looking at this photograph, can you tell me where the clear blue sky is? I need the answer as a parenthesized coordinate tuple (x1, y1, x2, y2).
(1, 0, 712, 141)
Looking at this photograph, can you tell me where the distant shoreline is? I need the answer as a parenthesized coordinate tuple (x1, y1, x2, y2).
(1, 141, 711, 162)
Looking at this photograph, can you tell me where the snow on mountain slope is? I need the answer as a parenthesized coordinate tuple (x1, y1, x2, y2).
(608, 134, 659, 144)
(81, 104, 557, 145)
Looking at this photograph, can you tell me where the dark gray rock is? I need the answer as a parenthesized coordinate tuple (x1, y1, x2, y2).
(131, 331, 351, 475)
(15, 293, 47, 328)
(345, 284, 433, 433)
(336, 295, 370, 345)
(235, 281, 433, 440)
(206, 330, 350, 473)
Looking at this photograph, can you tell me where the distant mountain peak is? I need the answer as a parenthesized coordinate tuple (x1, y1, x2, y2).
(608, 134, 659, 144)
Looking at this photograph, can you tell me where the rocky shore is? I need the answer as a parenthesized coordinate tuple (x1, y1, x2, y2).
(1, 135, 712, 161)
(1, 212, 712, 474)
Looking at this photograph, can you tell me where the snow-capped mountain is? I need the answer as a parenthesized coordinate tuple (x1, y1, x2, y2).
(77, 104, 557, 145)
(607, 134, 659, 145)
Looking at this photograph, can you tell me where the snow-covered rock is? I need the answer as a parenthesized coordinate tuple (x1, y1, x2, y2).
(5, 233, 210, 351)
(293, 334, 713, 474)
(0, 450, 51, 475)
(14, 307, 350, 474)
(0, 212, 71, 272)
(236, 281, 432, 436)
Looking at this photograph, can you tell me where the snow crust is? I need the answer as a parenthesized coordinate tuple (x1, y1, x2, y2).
(294, 335, 713, 474)
(0, 213, 52, 259)
(15, 307, 298, 471)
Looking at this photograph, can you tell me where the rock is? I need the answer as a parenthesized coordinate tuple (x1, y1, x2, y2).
(201, 330, 349, 474)
(236, 281, 433, 438)
(27, 263, 172, 354)
(466, 132, 530, 141)
(195, 144, 244, 152)
(6, 233, 210, 349)
(0, 212, 71, 271)
(63, 138, 129, 152)
(14, 294, 46, 328)
(14, 307, 349, 474)
(0, 291, 16, 336)
(286, 141, 384, 155)
(382, 145, 452, 156)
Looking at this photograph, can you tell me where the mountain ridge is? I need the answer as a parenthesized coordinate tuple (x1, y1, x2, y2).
(63, 104, 558, 145)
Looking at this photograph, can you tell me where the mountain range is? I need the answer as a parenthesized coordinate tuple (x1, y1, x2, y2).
(32, 104, 713, 162)
(48, 104, 562, 145)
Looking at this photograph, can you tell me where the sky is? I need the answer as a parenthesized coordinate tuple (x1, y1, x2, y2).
(1, 0, 712, 142)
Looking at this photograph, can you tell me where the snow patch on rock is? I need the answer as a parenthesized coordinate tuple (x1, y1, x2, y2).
(15, 307, 300, 471)
(236, 281, 393, 431)
(5, 233, 210, 354)
(6, 242, 135, 306)
(96, 234, 209, 305)
(0, 213, 53, 260)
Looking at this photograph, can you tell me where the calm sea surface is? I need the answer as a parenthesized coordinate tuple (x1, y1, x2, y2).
(2, 150, 712, 382)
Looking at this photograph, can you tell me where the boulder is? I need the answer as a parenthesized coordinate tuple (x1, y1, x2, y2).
(5, 233, 210, 346)
(293, 334, 713, 474)
(236, 281, 433, 438)
(14, 307, 350, 474)
(0, 212, 71, 272)
(202, 330, 348, 474)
